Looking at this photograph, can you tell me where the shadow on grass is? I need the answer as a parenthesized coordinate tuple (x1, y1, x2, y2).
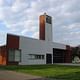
(47, 72, 80, 80)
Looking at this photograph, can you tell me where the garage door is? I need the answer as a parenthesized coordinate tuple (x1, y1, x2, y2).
(53, 48, 65, 63)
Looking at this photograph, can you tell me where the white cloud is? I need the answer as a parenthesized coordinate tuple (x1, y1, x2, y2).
(0, 0, 4, 6)
(0, 8, 4, 19)
(0, 0, 80, 46)
(11, 0, 29, 12)
(32, 31, 39, 39)
(0, 32, 7, 46)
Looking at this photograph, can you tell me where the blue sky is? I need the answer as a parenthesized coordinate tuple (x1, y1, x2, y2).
(0, 0, 80, 46)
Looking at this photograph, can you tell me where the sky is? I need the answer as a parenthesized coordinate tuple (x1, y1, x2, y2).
(0, 0, 80, 46)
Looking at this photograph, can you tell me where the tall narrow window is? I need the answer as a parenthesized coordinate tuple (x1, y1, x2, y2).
(8, 49, 21, 62)
(8, 49, 15, 61)
(15, 50, 21, 62)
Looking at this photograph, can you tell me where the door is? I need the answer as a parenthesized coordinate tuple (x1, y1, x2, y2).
(53, 48, 65, 63)
(46, 54, 52, 64)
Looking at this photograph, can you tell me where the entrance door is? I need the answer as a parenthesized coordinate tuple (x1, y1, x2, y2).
(46, 54, 52, 64)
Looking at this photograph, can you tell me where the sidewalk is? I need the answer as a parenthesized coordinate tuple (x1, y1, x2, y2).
(0, 70, 44, 80)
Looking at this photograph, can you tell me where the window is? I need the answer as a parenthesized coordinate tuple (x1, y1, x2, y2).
(28, 54, 35, 59)
(15, 50, 21, 62)
(8, 49, 15, 61)
(46, 15, 52, 24)
(28, 54, 44, 60)
(42, 55, 44, 59)
(35, 55, 41, 59)
(8, 49, 21, 62)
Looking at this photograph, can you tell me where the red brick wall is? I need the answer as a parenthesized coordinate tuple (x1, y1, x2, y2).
(65, 45, 72, 63)
(0, 46, 7, 65)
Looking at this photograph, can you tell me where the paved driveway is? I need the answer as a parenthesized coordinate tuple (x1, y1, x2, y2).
(0, 70, 44, 80)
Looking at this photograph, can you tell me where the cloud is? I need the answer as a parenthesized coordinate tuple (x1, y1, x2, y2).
(54, 23, 80, 46)
(0, 0, 4, 6)
(0, 0, 80, 46)
(32, 31, 39, 39)
(0, 32, 6, 46)
(11, 0, 29, 12)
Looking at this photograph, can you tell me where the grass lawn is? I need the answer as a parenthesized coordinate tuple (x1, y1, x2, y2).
(0, 64, 80, 80)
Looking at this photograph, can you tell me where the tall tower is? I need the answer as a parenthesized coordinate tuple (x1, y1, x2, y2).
(39, 13, 52, 42)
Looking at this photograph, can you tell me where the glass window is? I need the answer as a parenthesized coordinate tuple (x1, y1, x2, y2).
(8, 49, 21, 62)
(15, 50, 21, 62)
(28, 54, 35, 59)
(42, 55, 44, 59)
(28, 54, 44, 60)
(8, 49, 15, 61)
(46, 15, 52, 24)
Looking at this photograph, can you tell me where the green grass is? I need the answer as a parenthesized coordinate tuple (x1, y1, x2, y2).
(0, 64, 80, 80)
